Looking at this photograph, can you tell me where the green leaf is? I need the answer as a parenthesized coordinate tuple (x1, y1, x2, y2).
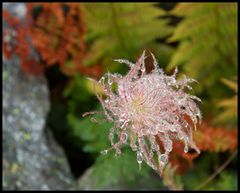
(90, 148, 151, 188)
(68, 111, 112, 153)
(167, 3, 237, 99)
(220, 78, 238, 93)
(82, 3, 173, 67)
(205, 171, 238, 190)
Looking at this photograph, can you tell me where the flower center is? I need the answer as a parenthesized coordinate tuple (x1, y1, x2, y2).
(130, 97, 149, 114)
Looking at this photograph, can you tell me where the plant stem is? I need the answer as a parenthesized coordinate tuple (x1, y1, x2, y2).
(194, 149, 237, 190)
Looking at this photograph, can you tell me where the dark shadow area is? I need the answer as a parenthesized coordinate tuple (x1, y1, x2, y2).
(45, 66, 95, 178)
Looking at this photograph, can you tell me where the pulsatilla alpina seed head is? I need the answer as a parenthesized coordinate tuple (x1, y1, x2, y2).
(84, 50, 202, 175)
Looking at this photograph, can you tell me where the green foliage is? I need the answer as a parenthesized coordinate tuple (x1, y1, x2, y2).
(180, 152, 238, 190)
(68, 110, 111, 153)
(214, 77, 238, 127)
(204, 171, 238, 190)
(64, 73, 101, 116)
(91, 149, 151, 188)
(68, 106, 155, 188)
(181, 152, 214, 190)
(167, 3, 237, 97)
(82, 3, 174, 69)
(64, 74, 93, 102)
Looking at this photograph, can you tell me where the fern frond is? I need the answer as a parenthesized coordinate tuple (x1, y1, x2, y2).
(81, 3, 173, 67)
(220, 78, 238, 93)
(167, 3, 237, 96)
(214, 78, 238, 126)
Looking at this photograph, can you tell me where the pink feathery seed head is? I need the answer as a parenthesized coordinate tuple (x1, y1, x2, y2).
(84, 50, 202, 175)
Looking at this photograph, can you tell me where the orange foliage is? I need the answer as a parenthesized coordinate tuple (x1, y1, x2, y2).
(3, 3, 103, 77)
(193, 122, 238, 152)
(168, 121, 238, 175)
(3, 10, 44, 75)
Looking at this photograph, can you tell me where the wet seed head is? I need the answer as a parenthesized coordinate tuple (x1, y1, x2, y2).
(86, 50, 202, 174)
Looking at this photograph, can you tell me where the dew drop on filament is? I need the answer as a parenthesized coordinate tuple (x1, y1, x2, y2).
(184, 145, 189, 153)
(131, 144, 138, 151)
(101, 149, 108, 155)
(137, 151, 143, 170)
(182, 120, 188, 127)
(159, 154, 168, 165)
(120, 132, 128, 143)
(152, 164, 157, 170)
(177, 132, 184, 140)
(99, 76, 105, 83)
(166, 141, 173, 152)
(108, 78, 113, 85)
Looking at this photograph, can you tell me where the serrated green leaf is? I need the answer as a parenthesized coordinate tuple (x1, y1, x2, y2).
(68, 110, 113, 153)
(82, 3, 173, 67)
(90, 148, 151, 188)
(167, 2, 237, 99)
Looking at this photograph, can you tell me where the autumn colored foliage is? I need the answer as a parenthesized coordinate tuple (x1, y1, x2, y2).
(3, 10, 44, 75)
(169, 121, 238, 175)
(3, 3, 103, 77)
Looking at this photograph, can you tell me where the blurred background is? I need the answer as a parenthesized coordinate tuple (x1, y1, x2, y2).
(2, 2, 238, 190)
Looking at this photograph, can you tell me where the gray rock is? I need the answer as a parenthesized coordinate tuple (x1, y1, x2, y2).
(2, 3, 76, 190)
(2, 55, 76, 190)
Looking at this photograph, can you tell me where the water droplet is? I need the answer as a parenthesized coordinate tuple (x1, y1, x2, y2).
(120, 133, 128, 143)
(101, 149, 108, 155)
(152, 164, 157, 170)
(137, 151, 143, 171)
(182, 120, 188, 127)
(137, 151, 143, 164)
(99, 77, 105, 83)
(170, 126, 176, 132)
(161, 120, 167, 126)
(138, 163, 142, 171)
(197, 112, 201, 119)
(108, 78, 113, 85)
(166, 141, 173, 152)
(151, 127, 158, 135)
(159, 154, 168, 165)
(184, 145, 189, 153)
(178, 132, 184, 140)
(131, 144, 138, 151)
(105, 99, 109, 103)
(151, 144, 157, 150)
(141, 66, 146, 73)
(133, 75, 138, 80)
